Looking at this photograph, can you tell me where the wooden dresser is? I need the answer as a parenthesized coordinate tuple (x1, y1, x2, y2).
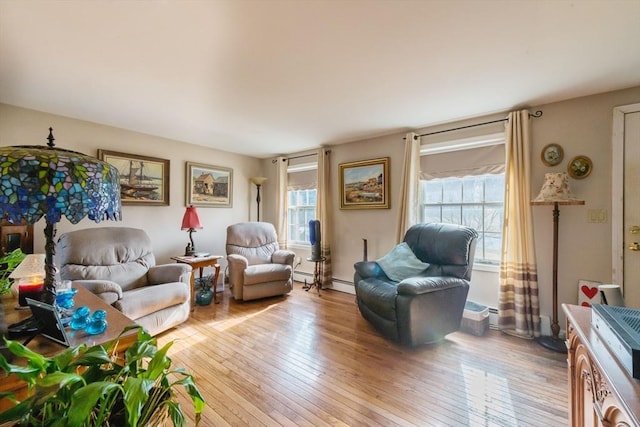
(563, 304, 640, 426)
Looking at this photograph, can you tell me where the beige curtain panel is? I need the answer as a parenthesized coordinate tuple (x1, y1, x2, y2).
(396, 132, 421, 243)
(317, 148, 333, 286)
(275, 156, 288, 248)
(498, 109, 540, 338)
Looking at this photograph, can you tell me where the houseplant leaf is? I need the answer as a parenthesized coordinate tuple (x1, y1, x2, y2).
(68, 381, 122, 426)
(123, 376, 154, 427)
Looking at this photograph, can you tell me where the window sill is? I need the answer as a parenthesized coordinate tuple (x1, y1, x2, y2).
(286, 242, 311, 250)
(473, 263, 499, 273)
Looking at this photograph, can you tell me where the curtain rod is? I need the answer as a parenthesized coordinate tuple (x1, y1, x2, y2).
(272, 150, 331, 164)
(406, 110, 543, 140)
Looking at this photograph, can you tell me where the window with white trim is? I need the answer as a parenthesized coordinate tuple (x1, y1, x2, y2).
(287, 160, 317, 245)
(419, 133, 505, 265)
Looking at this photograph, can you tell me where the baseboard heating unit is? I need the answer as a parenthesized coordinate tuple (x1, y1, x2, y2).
(591, 304, 640, 379)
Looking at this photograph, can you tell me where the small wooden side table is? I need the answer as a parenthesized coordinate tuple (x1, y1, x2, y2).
(171, 255, 222, 307)
(303, 256, 325, 296)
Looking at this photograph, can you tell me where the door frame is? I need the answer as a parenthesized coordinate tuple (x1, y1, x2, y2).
(611, 102, 640, 293)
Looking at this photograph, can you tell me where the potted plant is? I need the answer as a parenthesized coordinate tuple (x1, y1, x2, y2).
(0, 249, 26, 360)
(0, 249, 26, 297)
(194, 275, 214, 306)
(0, 325, 205, 426)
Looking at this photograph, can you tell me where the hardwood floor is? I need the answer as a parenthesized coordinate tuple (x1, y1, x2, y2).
(157, 285, 568, 426)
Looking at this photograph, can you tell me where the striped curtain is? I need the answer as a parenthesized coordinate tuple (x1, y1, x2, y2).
(396, 132, 421, 243)
(498, 110, 540, 338)
(317, 148, 332, 286)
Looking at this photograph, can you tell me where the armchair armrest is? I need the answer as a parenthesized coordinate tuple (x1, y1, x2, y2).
(148, 264, 192, 285)
(397, 276, 468, 296)
(272, 249, 295, 266)
(354, 261, 387, 281)
(227, 254, 248, 289)
(73, 279, 123, 305)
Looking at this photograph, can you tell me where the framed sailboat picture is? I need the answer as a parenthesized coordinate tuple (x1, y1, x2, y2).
(98, 150, 170, 206)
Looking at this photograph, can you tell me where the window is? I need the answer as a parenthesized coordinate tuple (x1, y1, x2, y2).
(419, 174, 504, 264)
(287, 188, 316, 244)
(287, 160, 317, 245)
(419, 133, 505, 265)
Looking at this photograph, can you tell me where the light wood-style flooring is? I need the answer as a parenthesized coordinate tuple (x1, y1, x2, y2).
(158, 285, 568, 427)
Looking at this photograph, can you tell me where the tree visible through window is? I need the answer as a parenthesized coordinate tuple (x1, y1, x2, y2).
(419, 174, 505, 264)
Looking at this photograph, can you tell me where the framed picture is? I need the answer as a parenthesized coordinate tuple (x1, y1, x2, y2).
(185, 162, 233, 207)
(98, 149, 169, 206)
(541, 143, 564, 166)
(567, 155, 593, 179)
(339, 157, 389, 209)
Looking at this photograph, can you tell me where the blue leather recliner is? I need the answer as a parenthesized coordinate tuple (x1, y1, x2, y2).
(354, 223, 478, 346)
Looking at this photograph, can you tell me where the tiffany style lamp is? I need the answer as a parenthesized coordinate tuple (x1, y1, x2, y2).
(0, 128, 121, 305)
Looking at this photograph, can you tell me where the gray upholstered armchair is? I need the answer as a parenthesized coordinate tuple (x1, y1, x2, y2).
(58, 227, 192, 336)
(226, 222, 295, 301)
(354, 223, 478, 346)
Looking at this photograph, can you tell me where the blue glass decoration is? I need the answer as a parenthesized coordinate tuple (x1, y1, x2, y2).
(0, 128, 122, 306)
(70, 306, 91, 330)
(55, 288, 78, 309)
(85, 309, 108, 335)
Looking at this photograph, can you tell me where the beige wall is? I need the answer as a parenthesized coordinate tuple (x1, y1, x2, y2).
(262, 85, 640, 333)
(0, 103, 264, 279)
(4, 85, 640, 331)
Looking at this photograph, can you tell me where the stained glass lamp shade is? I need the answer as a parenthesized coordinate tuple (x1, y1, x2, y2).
(0, 128, 122, 304)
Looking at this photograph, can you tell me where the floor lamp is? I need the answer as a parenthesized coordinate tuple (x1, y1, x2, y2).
(250, 177, 267, 221)
(531, 172, 584, 353)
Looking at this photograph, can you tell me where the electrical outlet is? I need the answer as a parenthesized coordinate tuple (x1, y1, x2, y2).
(588, 209, 607, 223)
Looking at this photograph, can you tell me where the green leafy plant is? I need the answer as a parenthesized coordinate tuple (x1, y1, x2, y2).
(0, 325, 205, 426)
(0, 248, 26, 295)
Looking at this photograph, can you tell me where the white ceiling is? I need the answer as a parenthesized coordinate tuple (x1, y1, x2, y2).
(1, 1, 640, 159)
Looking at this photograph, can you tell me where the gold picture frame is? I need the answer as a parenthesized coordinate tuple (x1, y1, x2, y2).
(339, 157, 389, 209)
(541, 143, 564, 166)
(567, 155, 593, 179)
(98, 149, 170, 206)
(185, 162, 233, 207)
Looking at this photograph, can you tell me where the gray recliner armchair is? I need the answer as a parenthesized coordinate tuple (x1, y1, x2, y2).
(354, 223, 478, 346)
(226, 222, 295, 301)
(58, 227, 192, 336)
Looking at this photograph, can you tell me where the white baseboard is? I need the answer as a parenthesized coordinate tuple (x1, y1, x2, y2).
(294, 273, 355, 295)
(488, 310, 561, 337)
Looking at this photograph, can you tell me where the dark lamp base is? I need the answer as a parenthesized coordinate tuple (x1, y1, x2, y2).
(536, 335, 567, 353)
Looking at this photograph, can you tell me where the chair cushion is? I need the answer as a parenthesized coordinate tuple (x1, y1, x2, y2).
(58, 227, 156, 291)
(376, 242, 429, 282)
(114, 282, 189, 320)
(244, 264, 292, 286)
(226, 222, 280, 265)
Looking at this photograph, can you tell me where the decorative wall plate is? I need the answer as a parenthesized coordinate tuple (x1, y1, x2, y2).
(541, 143, 564, 166)
(567, 155, 593, 179)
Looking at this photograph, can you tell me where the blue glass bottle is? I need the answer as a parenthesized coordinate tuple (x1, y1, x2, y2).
(85, 309, 108, 335)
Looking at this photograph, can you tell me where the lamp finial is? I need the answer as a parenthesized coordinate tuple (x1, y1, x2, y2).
(47, 127, 55, 148)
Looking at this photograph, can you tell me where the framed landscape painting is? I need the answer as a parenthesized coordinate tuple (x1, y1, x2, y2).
(339, 157, 389, 209)
(186, 162, 233, 207)
(98, 149, 170, 206)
